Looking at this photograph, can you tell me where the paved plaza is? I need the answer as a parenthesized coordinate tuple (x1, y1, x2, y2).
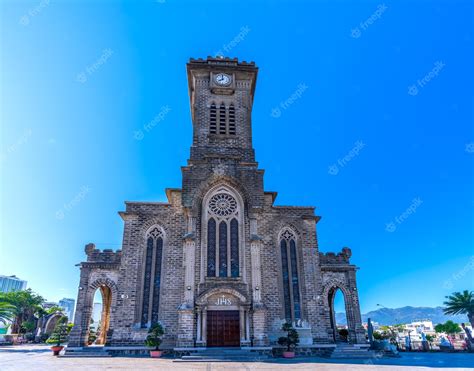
(0, 345, 473, 371)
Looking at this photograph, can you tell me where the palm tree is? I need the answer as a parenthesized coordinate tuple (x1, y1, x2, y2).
(0, 302, 17, 325)
(443, 290, 474, 328)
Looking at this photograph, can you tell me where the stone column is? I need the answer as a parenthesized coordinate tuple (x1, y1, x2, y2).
(177, 220, 197, 347)
(240, 308, 245, 344)
(245, 310, 250, 341)
(202, 309, 207, 344)
(68, 266, 91, 347)
(183, 238, 196, 305)
(250, 239, 263, 304)
(347, 270, 366, 344)
(177, 307, 194, 347)
(301, 246, 321, 344)
(252, 306, 268, 346)
(249, 221, 267, 346)
(196, 310, 202, 343)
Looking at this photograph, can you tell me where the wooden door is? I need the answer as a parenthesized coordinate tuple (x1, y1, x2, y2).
(207, 310, 240, 347)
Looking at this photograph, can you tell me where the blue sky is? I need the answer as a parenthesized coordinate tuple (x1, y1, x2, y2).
(1, 0, 473, 314)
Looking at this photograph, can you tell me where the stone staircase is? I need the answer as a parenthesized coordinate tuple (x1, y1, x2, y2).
(175, 348, 270, 362)
(330, 343, 376, 359)
(62, 346, 112, 358)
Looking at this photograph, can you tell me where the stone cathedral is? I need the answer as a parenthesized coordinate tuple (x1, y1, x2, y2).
(69, 57, 365, 353)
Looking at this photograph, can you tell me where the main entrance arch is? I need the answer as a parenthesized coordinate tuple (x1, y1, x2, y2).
(195, 288, 250, 347)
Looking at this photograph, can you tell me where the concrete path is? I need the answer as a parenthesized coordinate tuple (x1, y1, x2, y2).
(0, 345, 472, 370)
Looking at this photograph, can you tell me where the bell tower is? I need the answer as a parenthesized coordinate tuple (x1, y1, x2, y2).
(186, 57, 258, 163)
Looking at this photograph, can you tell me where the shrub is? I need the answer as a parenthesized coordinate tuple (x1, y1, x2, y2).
(277, 322, 299, 351)
(145, 323, 164, 350)
(46, 317, 69, 346)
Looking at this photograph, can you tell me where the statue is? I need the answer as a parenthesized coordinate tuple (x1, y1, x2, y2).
(367, 318, 374, 346)
(421, 331, 429, 351)
(439, 336, 453, 351)
(405, 336, 411, 351)
(461, 323, 473, 351)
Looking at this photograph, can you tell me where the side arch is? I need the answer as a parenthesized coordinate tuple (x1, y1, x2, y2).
(322, 279, 354, 343)
(69, 275, 119, 347)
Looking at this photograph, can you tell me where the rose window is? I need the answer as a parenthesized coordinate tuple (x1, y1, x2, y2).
(209, 193, 237, 217)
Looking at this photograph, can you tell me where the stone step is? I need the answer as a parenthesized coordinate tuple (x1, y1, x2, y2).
(62, 347, 112, 358)
(176, 349, 270, 362)
(330, 345, 376, 359)
(61, 353, 112, 358)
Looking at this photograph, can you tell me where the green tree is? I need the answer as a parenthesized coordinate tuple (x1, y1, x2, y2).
(443, 290, 474, 328)
(46, 316, 70, 346)
(435, 320, 462, 345)
(0, 302, 17, 325)
(46, 306, 64, 315)
(0, 289, 45, 333)
(378, 324, 404, 346)
(373, 331, 383, 340)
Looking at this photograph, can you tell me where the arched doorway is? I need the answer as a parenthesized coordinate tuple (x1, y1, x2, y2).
(87, 284, 112, 345)
(328, 286, 349, 343)
(195, 289, 250, 347)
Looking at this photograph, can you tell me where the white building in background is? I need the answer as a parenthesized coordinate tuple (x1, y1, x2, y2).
(59, 298, 75, 322)
(91, 302, 102, 325)
(0, 275, 27, 293)
(43, 301, 58, 310)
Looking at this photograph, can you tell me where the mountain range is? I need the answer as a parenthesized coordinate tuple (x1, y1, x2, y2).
(336, 306, 468, 325)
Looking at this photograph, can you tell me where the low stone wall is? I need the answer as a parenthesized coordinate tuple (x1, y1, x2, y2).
(107, 347, 173, 357)
(105, 345, 336, 358)
(272, 345, 335, 358)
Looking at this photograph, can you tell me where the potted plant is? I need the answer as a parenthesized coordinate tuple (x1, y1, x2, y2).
(278, 322, 299, 358)
(46, 317, 69, 356)
(145, 323, 164, 358)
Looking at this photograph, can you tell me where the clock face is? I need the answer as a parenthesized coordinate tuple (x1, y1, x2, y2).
(214, 73, 232, 86)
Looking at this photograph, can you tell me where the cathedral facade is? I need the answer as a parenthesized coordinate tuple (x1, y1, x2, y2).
(69, 57, 365, 351)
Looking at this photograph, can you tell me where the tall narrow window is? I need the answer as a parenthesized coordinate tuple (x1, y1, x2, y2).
(205, 191, 241, 278)
(207, 219, 216, 276)
(219, 221, 228, 277)
(280, 229, 301, 322)
(141, 237, 154, 326)
(290, 240, 301, 320)
(280, 239, 292, 320)
(228, 104, 236, 135)
(210, 103, 217, 134)
(151, 237, 163, 324)
(230, 218, 239, 277)
(141, 226, 164, 328)
(219, 103, 227, 135)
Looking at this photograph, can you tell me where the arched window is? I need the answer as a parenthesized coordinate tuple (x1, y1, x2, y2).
(230, 218, 239, 277)
(205, 191, 241, 278)
(228, 104, 236, 135)
(219, 103, 227, 135)
(207, 218, 216, 276)
(141, 226, 164, 327)
(210, 103, 217, 134)
(279, 229, 301, 321)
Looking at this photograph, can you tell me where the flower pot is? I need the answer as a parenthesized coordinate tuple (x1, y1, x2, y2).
(51, 345, 64, 356)
(150, 350, 162, 358)
(282, 351, 295, 358)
